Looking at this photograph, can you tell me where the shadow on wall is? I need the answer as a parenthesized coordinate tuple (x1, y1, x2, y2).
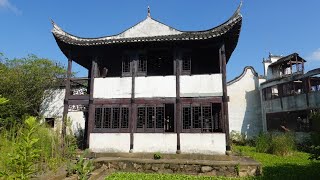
(241, 76, 263, 138)
(39, 89, 65, 119)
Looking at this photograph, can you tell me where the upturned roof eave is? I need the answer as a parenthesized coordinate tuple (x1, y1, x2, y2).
(51, 2, 242, 46)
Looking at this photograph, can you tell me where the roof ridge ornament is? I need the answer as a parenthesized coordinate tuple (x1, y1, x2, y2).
(147, 6, 151, 18)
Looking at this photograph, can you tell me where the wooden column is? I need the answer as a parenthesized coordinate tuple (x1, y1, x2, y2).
(130, 54, 137, 152)
(175, 51, 181, 153)
(86, 59, 97, 148)
(62, 55, 72, 143)
(305, 77, 310, 107)
(219, 44, 231, 151)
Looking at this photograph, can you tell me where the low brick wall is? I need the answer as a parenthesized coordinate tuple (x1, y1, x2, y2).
(94, 157, 262, 177)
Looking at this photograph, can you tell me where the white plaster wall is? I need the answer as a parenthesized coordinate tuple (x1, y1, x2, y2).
(228, 68, 263, 138)
(90, 133, 130, 153)
(93, 77, 132, 99)
(40, 89, 86, 134)
(117, 17, 182, 38)
(40, 89, 65, 119)
(68, 111, 86, 134)
(180, 74, 222, 97)
(135, 76, 176, 98)
(180, 133, 226, 154)
(134, 133, 177, 153)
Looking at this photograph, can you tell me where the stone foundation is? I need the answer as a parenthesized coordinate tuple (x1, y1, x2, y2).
(94, 157, 262, 177)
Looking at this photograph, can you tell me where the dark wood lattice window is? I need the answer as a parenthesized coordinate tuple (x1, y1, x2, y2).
(102, 108, 111, 128)
(192, 106, 202, 129)
(136, 105, 168, 132)
(146, 107, 155, 128)
(121, 107, 129, 128)
(138, 54, 147, 73)
(137, 107, 146, 129)
(156, 107, 165, 128)
(122, 55, 131, 76)
(182, 107, 191, 129)
(112, 107, 120, 128)
(182, 53, 191, 73)
(182, 104, 222, 133)
(95, 108, 102, 128)
(94, 106, 129, 132)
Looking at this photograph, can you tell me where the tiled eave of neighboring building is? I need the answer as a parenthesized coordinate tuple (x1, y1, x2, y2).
(51, 4, 242, 46)
(268, 53, 306, 67)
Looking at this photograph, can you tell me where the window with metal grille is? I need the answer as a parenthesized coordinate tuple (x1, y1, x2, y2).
(138, 54, 147, 73)
(182, 104, 221, 133)
(94, 106, 129, 132)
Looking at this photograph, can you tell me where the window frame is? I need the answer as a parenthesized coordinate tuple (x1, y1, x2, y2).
(93, 105, 130, 133)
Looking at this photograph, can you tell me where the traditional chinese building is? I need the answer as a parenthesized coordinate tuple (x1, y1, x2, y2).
(50, 4, 243, 154)
(260, 53, 320, 133)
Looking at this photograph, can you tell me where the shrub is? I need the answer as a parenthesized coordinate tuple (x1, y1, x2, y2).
(255, 132, 296, 156)
(0, 116, 78, 179)
(153, 152, 162, 160)
(0, 117, 41, 179)
(255, 133, 271, 153)
(308, 132, 320, 160)
(270, 133, 295, 156)
(309, 145, 320, 160)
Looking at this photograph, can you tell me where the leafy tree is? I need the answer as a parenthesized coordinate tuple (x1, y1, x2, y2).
(0, 54, 66, 124)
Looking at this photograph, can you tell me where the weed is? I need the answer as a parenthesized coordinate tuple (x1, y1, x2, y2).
(153, 152, 162, 160)
(67, 149, 94, 180)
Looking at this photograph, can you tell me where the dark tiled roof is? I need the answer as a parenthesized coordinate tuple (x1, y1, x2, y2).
(51, 3, 242, 46)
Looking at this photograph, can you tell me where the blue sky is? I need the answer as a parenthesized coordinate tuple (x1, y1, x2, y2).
(0, 0, 319, 80)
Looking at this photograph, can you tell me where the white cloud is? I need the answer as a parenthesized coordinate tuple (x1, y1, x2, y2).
(308, 48, 320, 61)
(0, 0, 21, 15)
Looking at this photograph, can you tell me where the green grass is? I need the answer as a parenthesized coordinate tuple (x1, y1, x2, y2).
(105, 146, 320, 180)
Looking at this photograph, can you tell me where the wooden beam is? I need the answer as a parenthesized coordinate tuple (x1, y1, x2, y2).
(130, 54, 137, 152)
(219, 43, 231, 151)
(175, 50, 181, 153)
(86, 59, 97, 148)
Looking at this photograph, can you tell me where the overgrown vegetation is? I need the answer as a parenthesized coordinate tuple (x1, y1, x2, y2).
(67, 150, 94, 180)
(230, 130, 255, 147)
(254, 132, 296, 156)
(0, 54, 66, 126)
(308, 112, 320, 160)
(0, 116, 77, 179)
